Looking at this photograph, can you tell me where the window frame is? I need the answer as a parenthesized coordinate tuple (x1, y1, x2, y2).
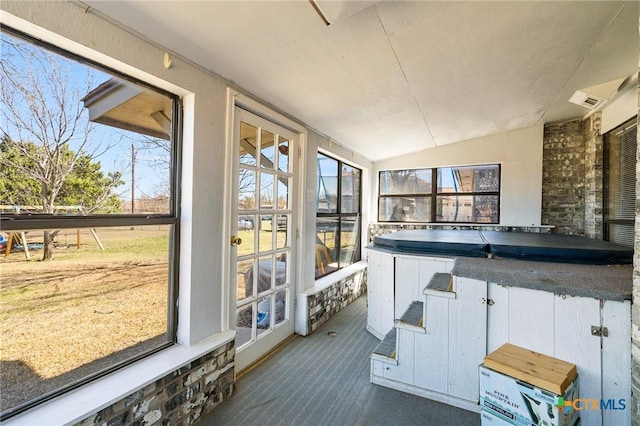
(0, 26, 182, 420)
(315, 152, 362, 279)
(378, 164, 501, 224)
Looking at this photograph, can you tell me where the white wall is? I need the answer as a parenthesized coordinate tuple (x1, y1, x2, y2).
(371, 125, 544, 226)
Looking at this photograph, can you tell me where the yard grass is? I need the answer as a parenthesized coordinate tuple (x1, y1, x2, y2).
(0, 226, 171, 412)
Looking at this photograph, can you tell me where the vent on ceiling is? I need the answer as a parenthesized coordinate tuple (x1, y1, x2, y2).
(569, 90, 607, 110)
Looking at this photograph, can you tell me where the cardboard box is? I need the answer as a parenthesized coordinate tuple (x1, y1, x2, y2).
(479, 344, 579, 426)
(480, 409, 516, 426)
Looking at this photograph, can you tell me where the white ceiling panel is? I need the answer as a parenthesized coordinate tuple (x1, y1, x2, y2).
(85, 1, 638, 161)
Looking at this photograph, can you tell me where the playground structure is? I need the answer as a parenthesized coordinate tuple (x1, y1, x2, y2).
(0, 205, 104, 259)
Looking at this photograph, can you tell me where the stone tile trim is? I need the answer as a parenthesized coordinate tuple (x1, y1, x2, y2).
(307, 268, 367, 334)
(74, 341, 235, 426)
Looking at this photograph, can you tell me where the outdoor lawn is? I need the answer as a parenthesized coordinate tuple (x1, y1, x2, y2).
(0, 226, 171, 412)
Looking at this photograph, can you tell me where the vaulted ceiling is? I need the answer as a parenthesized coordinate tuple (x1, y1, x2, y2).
(85, 1, 638, 161)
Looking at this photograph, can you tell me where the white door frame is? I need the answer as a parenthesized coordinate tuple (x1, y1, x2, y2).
(223, 89, 307, 368)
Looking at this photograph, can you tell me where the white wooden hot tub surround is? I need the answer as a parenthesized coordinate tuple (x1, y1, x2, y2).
(367, 250, 631, 426)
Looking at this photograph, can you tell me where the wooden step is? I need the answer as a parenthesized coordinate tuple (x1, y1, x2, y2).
(423, 273, 456, 299)
(371, 328, 397, 364)
(396, 300, 425, 333)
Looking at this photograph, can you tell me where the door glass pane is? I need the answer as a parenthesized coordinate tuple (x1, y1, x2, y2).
(275, 253, 288, 286)
(341, 165, 360, 213)
(278, 136, 290, 173)
(277, 177, 290, 210)
(260, 129, 275, 169)
(275, 290, 286, 326)
(379, 169, 432, 195)
(238, 215, 255, 256)
(259, 215, 273, 253)
(317, 154, 338, 213)
(239, 169, 256, 210)
(260, 173, 274, 210)
(276, 216, 288, 249)
(257, 295, 272, 335)
(237, 258, 255, 301)
(257, 256, 272, 294)
(239, 122, 258, 166)
(236, 304, 254, 348)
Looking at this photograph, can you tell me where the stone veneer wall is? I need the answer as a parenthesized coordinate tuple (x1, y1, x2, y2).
(541, 119, 586, 235)
(583, 114, 604, 239)
(307, 268, 367, 333)
(75, 342, 235, 426)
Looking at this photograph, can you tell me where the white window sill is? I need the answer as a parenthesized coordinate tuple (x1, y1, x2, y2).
(4, 331, 235, 426)
(301, 261, 367, 296)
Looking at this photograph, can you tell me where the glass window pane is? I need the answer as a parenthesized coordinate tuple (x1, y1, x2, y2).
(277, 177, 290, 210)
(379, 169, 432, 195)
(275, 253, 288, 286)
(340, 216, 360, 267)
(277, 136, 289, 173)
(275, 289, 287, 326)
(237, 215, 255, 256)
(259, 215, 273, 253)
(236, 304, 254, 348)
(315, 217, 338, 278)
(237, 258, 255, 301)
(239, 122, 258, 166)
(341, 165, 360, 214)
(260, 129, 275, 169)
(317, 154, 338, 213)
(0, 225, 171, 412)
(239, 169, 256, 210)
(437, 165, 499, 193)
(257, 255, 272, 293)
(276, 215, 289, 249)
(0, 32, 174, 216)
(260, 173, 274, 210)
(436, 195, 499, 223)
(378, 197, 431, 222)
(257, 295, 272, 335)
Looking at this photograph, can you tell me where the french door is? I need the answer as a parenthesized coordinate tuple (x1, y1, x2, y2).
(231, 107, 297, 371)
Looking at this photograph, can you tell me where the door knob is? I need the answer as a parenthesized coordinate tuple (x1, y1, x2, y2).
(230, 236, 242, 246)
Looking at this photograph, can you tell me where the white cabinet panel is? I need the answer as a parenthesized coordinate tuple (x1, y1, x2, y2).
(448, 277, 487, 402)
(554, 295, 602, 426)
(601, 299, 632, 426)
(487, 283, 509, 353)
(508, 286, 555, 356)
(415, 295, 449, 393)
(367, 251, 395, 339)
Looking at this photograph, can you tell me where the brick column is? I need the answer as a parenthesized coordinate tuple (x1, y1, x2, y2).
(583, 113, 603, 239)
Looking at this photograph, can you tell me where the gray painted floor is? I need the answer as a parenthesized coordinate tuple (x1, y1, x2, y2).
(197, 295, 480, 426)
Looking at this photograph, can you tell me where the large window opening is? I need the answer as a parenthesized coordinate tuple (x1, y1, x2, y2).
(604, 117, 637, 247)
(315, 153, 361, 279)
(378, 164, 500, 223)
(0, 29, 180, 418)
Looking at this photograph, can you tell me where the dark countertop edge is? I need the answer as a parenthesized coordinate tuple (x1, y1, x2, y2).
(367, 246, 632, 302)
(450, 257, 632, 302)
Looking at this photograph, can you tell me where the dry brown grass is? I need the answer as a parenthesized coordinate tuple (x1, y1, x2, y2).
(0, 227, 170, 412)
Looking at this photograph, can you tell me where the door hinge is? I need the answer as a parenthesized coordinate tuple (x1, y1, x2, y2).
(296, 228, 300, 239)
(298, 146, 302, 158)
(591, 325, 608, 337)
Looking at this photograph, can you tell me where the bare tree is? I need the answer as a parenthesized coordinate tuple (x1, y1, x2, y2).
(0, 35, 122, 260)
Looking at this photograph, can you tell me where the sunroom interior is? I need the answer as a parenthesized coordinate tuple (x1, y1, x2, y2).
(0, 1, 639, 425)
